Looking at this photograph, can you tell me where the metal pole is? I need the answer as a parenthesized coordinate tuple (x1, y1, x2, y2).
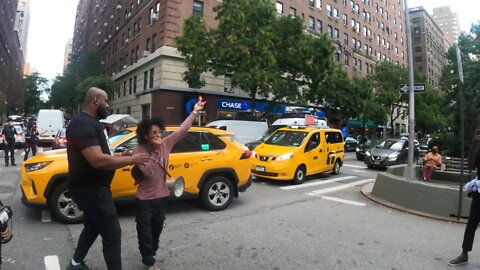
(403, 0, 416, 180)
(456, 44, 465, 220)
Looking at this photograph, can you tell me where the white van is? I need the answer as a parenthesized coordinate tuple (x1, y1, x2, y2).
(37, 109, 65, 146)
(205, 120, 268, 145)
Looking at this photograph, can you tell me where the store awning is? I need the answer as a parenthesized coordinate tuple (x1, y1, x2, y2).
(346, 119, 377, 128)
(100, 114, 139, 125)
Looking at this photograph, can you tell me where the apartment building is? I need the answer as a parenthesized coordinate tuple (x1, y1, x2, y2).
(72, 0, 407, 124)
(0, 0, 24, 113)
(14, 0, 30, 61)
(432, 6, 460, 48)
(409, 6, 447, 89)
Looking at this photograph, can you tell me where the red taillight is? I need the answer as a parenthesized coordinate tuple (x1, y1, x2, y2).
(240, 150, 252, 159)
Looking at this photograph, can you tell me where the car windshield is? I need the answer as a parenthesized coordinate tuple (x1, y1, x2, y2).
(109, 130, 133, 144)
(376, 140, 404, 150)
(264, 130, 308, 147)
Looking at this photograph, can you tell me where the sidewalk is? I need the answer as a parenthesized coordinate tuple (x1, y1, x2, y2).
(361, 181, 469, 224)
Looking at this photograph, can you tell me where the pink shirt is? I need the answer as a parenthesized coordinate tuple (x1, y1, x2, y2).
(424, 152, 442, 168)
(133, 113, 196, 200)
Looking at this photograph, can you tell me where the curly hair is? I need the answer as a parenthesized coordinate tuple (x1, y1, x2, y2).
(136, 117, 165, 145)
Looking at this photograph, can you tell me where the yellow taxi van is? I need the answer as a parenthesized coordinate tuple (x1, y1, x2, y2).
(250, 126, 345, 184)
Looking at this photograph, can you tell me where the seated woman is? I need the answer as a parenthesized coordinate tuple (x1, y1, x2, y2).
(422, 146, 443, 181)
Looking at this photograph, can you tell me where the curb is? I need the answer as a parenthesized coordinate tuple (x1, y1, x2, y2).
(360, 182, 468, 224)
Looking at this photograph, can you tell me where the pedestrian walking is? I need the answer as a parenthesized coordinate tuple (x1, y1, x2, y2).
(65, 87, 149, 270)
(133, 97, 205, 270)
(1, 120, 17, 166)
(24, 127, 38, 161)
(449, 131, 480, 266)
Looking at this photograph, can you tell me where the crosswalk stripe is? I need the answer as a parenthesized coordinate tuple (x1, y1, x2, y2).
(280, 176, 357, 190)
(352, 169, 367, 173)
(343, 164, 365, 168)
(320, 196, 366, 206)
(44, 255, 60, 270)
(306, 178, 374, 196)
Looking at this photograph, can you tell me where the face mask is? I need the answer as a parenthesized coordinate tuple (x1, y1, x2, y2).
(96, 104, 110, 120)
(432, 150, 437, 154)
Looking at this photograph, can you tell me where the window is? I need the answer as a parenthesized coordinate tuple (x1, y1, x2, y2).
(149, 68, 154, 88)
(289, 7, 296, 16)
(334, 28, 339, 39)
(316, 20, 323, 33)
(152, 34, 157, 51)
(224, 75, 233, 93)
(415, 56, 422, 62)
(344, 33, 349, 45)
(335, 52, 340, 62)
(193, 1, 203, 16)
(328, 25, 333, 38)
(144, 71, 148, 90)
(333, 8, 338, 18)
(343, 14, 348, 25)
(123, 81, 127, 96)
(344, 54, 349, 66)
(309, 0, 315, 7)
(309, 16, 315, 30)
(325, 132, 343, 144)
(171, 132, 226, 153)
(149, 7, 154, 24)
(133, 76, 137, 93)
(326, 4, 332, 17)
(146, 37, 151, 52)
(129, 78, 132, 94)
(276, 2, 283, 14)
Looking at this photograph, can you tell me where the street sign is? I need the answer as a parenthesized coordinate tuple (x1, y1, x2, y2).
(399, 83, 425, 94)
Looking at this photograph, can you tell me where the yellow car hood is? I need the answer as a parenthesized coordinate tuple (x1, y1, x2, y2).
(24, 149, 67, 163)
(254, 143, 298, 157)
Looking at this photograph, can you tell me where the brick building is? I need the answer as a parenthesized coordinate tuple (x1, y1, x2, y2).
(0, 0, 25, 115)
(72, 0, 408, 125)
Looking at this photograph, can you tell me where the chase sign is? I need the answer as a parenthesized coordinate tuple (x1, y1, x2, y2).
(218, 100, 250, 111)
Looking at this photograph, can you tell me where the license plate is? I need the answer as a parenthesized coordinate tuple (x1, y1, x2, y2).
(256, 166, 265, 172)
(374, 160, 381, 165)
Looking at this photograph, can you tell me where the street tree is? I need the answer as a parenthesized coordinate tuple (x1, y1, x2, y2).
(439, 24, 480, 156)
(75, 75, 117, 104)
(22, 73, 49, 115)
(372, 62, 409, 137)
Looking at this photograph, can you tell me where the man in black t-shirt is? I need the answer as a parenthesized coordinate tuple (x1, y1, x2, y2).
(1, 121, 17, 166)
(65, 87, 149, 270)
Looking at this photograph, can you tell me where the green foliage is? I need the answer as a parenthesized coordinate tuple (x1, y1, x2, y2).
(439, 24, 480, 156)
(75, 76, 117, 104)
(21, 73, 49, 114)
(48, 73, 78, 114)
(429, 133, 458, 157)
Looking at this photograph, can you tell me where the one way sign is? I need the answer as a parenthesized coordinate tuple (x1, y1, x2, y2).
(399, 83, 426, 94)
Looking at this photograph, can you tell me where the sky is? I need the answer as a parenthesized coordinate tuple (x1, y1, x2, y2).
(26, 0, 478, 82)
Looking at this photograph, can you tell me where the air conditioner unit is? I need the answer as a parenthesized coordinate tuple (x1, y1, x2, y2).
(143, 51, 150, 57)
(125, 38, 129, 43)
(151, 13, 158, 21)
(127, 12, 132, 17)
(369, 36, 373, 40)
(123, 65, 128, 69)
(115, 26, 119, 31)
(104, 39, 108, 43)
(116, 4, 122, 9)
(358, 48, 362, 52)
(97, 31, 101, 35)
(104, 22, 108, 26)
(224, 87, 234, 93)
(334, 16, 339, 21)
(110, 14, 114, 19)
(112, 72, 116, 76)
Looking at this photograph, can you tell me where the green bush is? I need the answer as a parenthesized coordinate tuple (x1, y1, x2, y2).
(429, 132, 460, 157)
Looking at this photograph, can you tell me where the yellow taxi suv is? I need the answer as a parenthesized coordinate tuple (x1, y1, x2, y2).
(21, 127, 252, 223)
(250, 126, 344, 184)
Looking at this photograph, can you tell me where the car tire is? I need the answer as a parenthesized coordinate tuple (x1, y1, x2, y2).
(331, 160, 341, 175)
(200, 176, 234, 211)
(48, 182, 84, 224)
(292, 165, 306, 185)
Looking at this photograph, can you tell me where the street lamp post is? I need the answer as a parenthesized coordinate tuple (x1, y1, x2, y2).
(455, 44, 465, 220)
(403, 0, 416, 180)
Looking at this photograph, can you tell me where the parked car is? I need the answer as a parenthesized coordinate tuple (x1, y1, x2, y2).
(21, 126, 252, 223)
(205, 120, 268, 145)
(344, 137, 358, 152)
(250, 126, 344, 184)
(13, 125, 25, 147)
(364, 138, 420, 169)
(51, 128, 67, 149)
(419, 137, 432, 153)
(356, 139, 375, 161)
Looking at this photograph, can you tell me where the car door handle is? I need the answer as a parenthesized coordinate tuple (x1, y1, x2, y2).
(313, 156, 318, 160)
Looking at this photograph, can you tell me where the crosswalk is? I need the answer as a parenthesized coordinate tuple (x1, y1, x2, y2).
(278, 175, 374, 207)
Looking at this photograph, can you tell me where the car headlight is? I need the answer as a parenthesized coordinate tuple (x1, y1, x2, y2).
(24, 161, 53, 172)
(276, 152, 293, 161)
(387, 152, 399, 160)
(355, 147, 360, 152)
(365, 151, 371, 156)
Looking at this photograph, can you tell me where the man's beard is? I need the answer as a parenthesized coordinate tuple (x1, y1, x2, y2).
(97, 105, 110, 120)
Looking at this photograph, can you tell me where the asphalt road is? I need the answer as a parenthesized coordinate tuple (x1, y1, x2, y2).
(0, 150, 477, 269)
